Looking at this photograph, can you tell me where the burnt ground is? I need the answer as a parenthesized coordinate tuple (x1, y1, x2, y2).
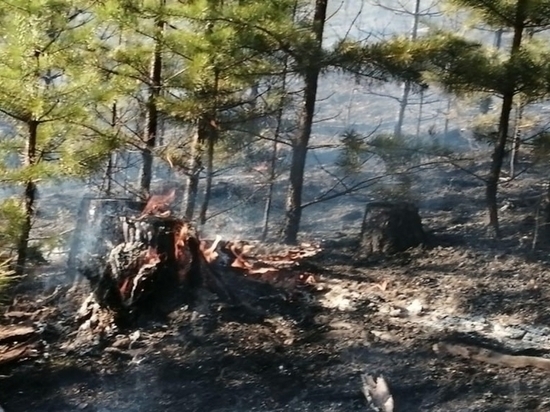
(3, 162, 550, 411)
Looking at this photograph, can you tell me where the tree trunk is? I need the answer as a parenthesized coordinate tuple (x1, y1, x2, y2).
(198, 69, 219, 226)
(183, 121, 206, 220)
(139, 5, 164, 196)
(15, 121, 38, 277)
(104, 101, 117, 196)
(261, 137, 278, 241)
(261, 107, 284, 241)
(486, 1, 526, 237)
(198, 126, 216, 225)
(394, 81, 411, 138)
(282, 0, 328, 245)
(509, 99, 524, 178)
(415, 88, 424, 138)
(394, 0, 420, 139)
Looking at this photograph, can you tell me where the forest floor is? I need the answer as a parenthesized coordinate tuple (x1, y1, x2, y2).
(3, 160, 550, 412)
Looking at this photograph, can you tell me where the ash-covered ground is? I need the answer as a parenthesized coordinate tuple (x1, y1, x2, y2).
(3, 149, 550, 412)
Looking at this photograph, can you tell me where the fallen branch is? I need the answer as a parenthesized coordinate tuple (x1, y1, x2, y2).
(433, 342, 550, 371)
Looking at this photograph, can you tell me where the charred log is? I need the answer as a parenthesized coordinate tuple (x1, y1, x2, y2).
(360, 202, 425, 255)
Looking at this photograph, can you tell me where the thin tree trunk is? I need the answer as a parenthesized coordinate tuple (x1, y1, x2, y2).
(262, 83, 287, 240)
(183, 121, 206, 220)
(394, 0, 421, 139)
(486, 0, 526, 237)
(262, 1, 296, 241)
(261, 136, 280, 241)
(415, 89, 424, 138)
(282, 0, 328, 245)
(261, 85, 286, 240)
(105, 101, 117, 196)
(139, 3, 164, 196)
(395, 81, 411, 138)
(509, 99, 524, 178)
(198, 69, 219, 226)
(15, 121, 38, 277)
(198, 125, 216, 225)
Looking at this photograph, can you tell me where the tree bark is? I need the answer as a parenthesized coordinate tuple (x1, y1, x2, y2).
(282, 0, 328, 245)
(486, 0, 526, 237)
(509, 99, 524, 178)
(104, 101, 117, 196)
(183, 121, 206, 220)
(139, 3, 164, 196)
(15, 121, 38, 277)
(198, 69, 219, 226)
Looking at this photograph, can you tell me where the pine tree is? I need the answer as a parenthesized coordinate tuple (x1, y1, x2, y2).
(94, 0, 171, 196)
(0, 1, 112, 275)
(417, 0, 550, 236)
(160, 0, 302, 221)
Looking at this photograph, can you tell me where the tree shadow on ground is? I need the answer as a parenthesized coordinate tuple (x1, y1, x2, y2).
(463, 286, 550, 326)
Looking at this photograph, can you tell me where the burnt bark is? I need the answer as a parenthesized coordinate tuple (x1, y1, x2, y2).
(360, 202, 425, 255)
(139, 4, 164, 196)
(282, 0, 328, 245)
(15, 121, 38, 277)
(486, 0, 526, 237)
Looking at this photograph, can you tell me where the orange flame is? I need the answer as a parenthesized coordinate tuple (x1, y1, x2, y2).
(143, 246, 161, 266)
(229, 243, 253, 270)
(139, 187, 176, 219)
(174, 222, 192, 281)
(200, 235, 222, 263)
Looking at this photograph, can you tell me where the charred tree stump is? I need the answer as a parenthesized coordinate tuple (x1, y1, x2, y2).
(360, 202, 425, 255)
(73, 200, 241, 328)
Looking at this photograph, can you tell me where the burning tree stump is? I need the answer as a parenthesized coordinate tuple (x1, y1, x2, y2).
(68, 187, 322, 343)
(70, 190, 242, 330)
(360, 202, 425, 255)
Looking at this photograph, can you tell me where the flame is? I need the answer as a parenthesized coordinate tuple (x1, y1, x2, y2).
(174, 223, 188, 261)
(139, 187, 177, 219)
(200, 235, 222, 263)
(174, 222, 192, 281)
(229, 243, 253, 270)
(143, 246, 161, 266)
